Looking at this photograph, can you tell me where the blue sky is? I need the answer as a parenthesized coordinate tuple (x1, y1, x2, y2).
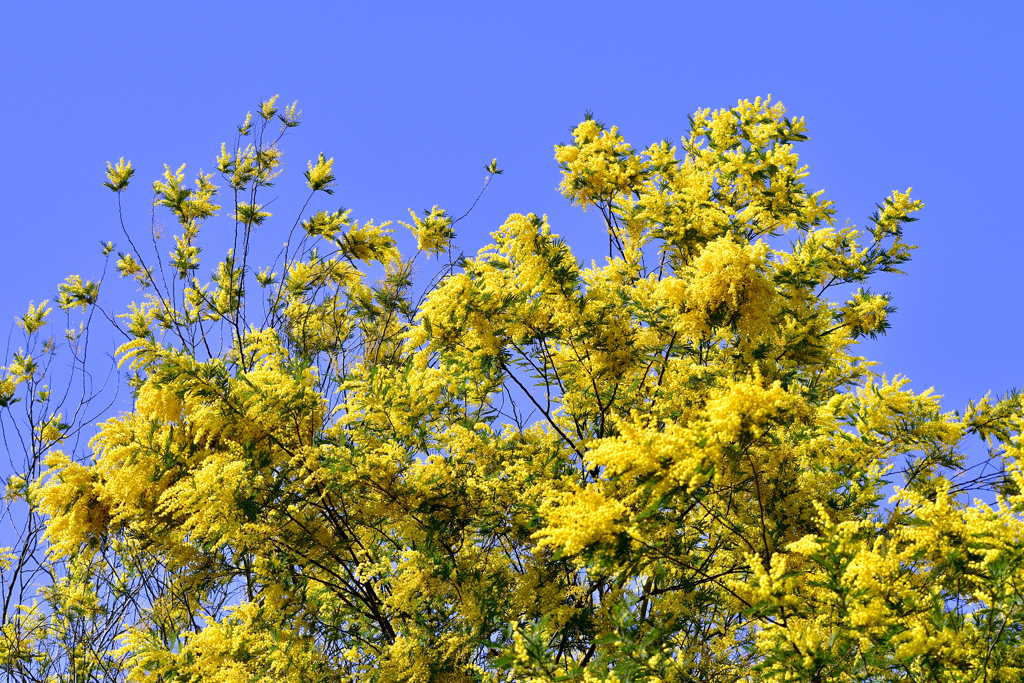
(0, 1, 1020, 428)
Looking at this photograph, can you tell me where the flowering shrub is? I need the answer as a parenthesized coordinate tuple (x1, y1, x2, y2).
(1, 95, 1021, 683)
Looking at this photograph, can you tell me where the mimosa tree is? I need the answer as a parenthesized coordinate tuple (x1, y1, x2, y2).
(1, 95, 1021, 683)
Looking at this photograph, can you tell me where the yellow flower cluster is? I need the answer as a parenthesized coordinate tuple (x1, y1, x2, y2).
(402, 205, 454, 255)
(534, 486, 628, 556)
(555, 119, 643, 209)
(305, 152, 336, 193)
(656, 235, 776, 340)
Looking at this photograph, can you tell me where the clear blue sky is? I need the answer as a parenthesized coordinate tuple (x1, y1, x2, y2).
(0, 1, 1020, 425)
